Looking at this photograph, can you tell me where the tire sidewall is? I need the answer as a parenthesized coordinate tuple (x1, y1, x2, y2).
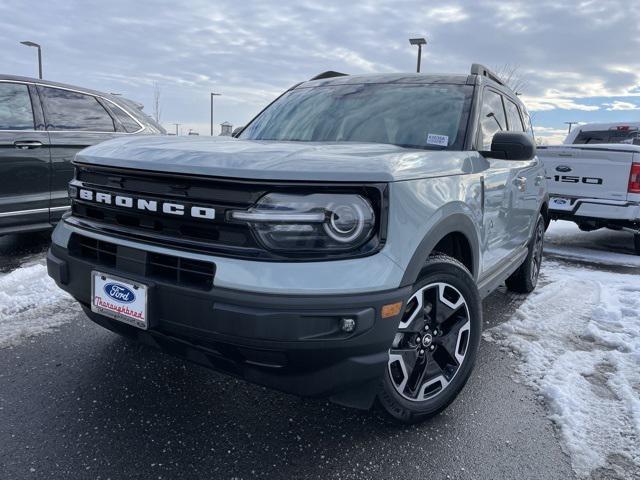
(379, 257, 482, 421)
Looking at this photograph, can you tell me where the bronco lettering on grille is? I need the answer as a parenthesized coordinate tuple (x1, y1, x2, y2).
(77, 188, 216, 220)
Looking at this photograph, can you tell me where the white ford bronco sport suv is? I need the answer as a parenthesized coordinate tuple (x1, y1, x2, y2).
(47, 65, 548, 423)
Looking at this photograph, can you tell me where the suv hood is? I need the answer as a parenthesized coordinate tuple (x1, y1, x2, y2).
(76, 135, 478, 182)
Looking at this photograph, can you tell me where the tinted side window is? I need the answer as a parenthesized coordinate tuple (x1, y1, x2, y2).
(0, 83, 34, 130)
(40, 87, 115, 132)
(480, 90, 507, 149)
(505, 99, 525, 132)
(110, 104, 142, 133)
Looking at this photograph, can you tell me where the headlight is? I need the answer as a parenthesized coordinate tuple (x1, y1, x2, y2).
(229, 193, 376, 252)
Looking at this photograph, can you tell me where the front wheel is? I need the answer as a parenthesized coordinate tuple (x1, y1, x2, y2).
(378, 254, 482, 424)
(634, 233, 640, 255)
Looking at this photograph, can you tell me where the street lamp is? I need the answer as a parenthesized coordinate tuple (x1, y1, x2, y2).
(409, 37, 427, 73)
(565, 121, 578, 134)
(210, 92, 221, 136)
(20, 41, 42, 79)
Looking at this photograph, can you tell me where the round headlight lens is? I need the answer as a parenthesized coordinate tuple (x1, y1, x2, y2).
(324, 203, 366, 243)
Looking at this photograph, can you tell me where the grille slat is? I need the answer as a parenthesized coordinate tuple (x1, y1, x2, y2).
(69, 234, 215, 291)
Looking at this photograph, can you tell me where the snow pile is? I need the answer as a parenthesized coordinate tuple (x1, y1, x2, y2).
(485, 261, 640, 478)
(0, 262, 80, 347)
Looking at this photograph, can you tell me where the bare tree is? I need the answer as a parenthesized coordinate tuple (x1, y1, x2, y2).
(493, 64, 528, 95)
(152, 82, 162, 124)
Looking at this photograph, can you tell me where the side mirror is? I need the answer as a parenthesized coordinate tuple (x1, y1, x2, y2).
(485, 132, 536, 161)
(232, 126, 244, 138)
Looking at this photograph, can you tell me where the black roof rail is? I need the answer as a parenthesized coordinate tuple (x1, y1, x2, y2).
(309, 71, 348, 81)
(469, 63, 505, 87)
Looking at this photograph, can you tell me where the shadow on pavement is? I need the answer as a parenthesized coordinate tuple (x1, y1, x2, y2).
(0, 231, 51, 273)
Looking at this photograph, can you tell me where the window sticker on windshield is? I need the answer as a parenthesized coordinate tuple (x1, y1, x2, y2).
(426, 133, 449, 147)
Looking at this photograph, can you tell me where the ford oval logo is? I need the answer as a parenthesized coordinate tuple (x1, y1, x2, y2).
(104, 283, 136, 303)
(556, 165, 572, 173)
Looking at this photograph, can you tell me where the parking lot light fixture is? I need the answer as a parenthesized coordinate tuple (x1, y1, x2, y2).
(565, 121, 578, 134)
(409, 37, 427, 73)
(20, 41, 42, 79)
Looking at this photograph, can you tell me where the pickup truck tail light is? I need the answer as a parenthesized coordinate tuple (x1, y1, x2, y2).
(629, 163, 640, 194)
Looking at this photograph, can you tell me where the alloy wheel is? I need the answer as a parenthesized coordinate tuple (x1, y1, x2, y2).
(388, 282, 471, 402)
(530, 220, 544, 284)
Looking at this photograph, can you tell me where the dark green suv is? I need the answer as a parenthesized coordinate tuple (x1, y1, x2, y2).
(0, 75, 164, 236)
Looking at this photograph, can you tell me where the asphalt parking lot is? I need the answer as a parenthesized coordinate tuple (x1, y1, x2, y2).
(6, 225, 638, 480)
(0, 232, 581, 480)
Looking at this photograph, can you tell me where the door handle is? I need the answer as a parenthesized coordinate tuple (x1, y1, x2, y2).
(14, 140, 43, 149)
(514, 176, 527, 192)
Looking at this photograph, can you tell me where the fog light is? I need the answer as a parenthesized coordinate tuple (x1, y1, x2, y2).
(341, 318, 356, 333)
(68, 185, 78, 199)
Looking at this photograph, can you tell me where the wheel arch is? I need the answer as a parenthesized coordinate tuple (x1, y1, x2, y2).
(400, 213, 480, 287)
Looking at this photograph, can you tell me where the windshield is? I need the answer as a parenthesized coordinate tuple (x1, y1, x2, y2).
(573, 128, 640, 145)
(240, 83, 473, 150)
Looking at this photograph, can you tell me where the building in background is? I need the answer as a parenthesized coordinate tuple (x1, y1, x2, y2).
(219, 121, 233, 136)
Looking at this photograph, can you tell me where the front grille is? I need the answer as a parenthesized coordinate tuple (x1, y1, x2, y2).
(69, 163, 386, 260)
(69, 234, 215, 291)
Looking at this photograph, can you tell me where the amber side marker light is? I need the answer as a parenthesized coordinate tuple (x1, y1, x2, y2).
(381, 301, 403, 319)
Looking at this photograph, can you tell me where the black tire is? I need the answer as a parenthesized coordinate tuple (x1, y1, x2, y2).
(505, 213, 545, 294)
(378, 254, 482, 424)
(634, 233, 640, 255)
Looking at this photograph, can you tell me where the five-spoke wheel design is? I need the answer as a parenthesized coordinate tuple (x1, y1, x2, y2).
(388, 282, 471, 402)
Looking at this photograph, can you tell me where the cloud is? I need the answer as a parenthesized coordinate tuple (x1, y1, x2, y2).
(1, 0, 639, 137)
(603, 101, 640, 111)
(533, 126, 570, 145)
(423, 5, 469, 23)
(522, 96, 600, 112)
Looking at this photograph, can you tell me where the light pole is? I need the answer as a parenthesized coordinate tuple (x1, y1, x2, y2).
(409, 38, 427, 73)
(210, 92, 221, 136)
(565, 121, 578, 134)
(20, 41, 42, 79)
(173, 123, 180, 136)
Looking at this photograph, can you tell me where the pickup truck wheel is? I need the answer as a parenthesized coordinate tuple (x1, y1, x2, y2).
(505, 213, 545, 294)
(634, 233, 640, 255)
(378, 254, 481, 424)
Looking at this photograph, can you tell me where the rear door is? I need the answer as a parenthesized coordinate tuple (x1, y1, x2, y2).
(0, 81, 51, 232)
(504, 96, 542, 248)
(38, 85, 120, 222)
(540, 146, 634, 201)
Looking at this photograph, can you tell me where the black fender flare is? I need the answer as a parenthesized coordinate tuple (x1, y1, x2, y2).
(400, 213, 481, 287)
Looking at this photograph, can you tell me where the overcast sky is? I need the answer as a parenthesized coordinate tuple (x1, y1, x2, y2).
(2, 0, 639, 142)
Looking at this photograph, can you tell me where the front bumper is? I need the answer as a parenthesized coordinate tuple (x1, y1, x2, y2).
(47, 228, 410, 409)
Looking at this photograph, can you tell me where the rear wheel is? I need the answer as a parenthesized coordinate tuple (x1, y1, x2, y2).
(378, 254, 482, 424)
(506, 213, 545, 294)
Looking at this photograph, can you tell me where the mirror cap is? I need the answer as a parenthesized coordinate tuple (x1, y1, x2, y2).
(488, 132, 536, 161)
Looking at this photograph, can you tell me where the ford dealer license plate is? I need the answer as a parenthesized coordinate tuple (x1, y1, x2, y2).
(91, 271, 148, 329)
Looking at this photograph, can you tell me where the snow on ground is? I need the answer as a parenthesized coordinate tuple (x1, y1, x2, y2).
(0, 260, 80, 347)
(545, 220, 640, 268)
(485, 259, 640, 478)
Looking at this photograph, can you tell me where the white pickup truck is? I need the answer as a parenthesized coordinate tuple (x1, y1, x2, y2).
(538, 122, 640, 254)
